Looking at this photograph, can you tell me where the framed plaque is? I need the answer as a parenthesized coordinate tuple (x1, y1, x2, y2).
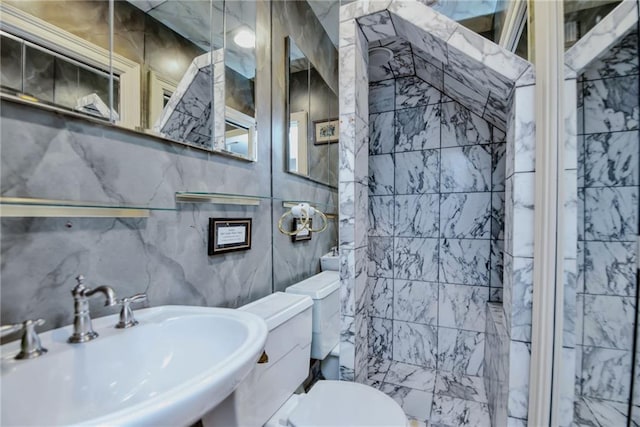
(208, 218, 252, 255)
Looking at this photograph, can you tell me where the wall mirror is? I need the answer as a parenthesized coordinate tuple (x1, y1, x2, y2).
(0, 0, 257, 161)
(286, 36, 338, 188)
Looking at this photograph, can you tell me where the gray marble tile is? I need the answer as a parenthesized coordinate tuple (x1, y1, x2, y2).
(584, 241, 637, 297)
(384, 37, 417, 79)
(442, 73, 488, 118)
(395, 194, 440, 238)
(438, 283, 488, 332)
(511, 257, 534, 342)
(584, 186, 638, 241)
(490, 239, 504, 290)
(430, 394, 491, 427)
(370, 79, 395, 114)
(415, 54, 444, 92)
(396, 76, 442, 110)
(380, 382, 433, 422)
(438, 327, 485, 376)
(492, 143, 506, 191)
(565, 0, 638, 75)
(394, 279, 438, 325)
(369, 195, 394, 237)
(385, 361, 437, 392)
(583, 76, 639, 134)
(491, 192, 505, 241)
(370, 276, 393, 319)
(583, 31, 639, 81)
(581, 346, 632, 403)
(369, 154, 395, 195)
(440, 102, 492, 148)
(574, 396, 630, 427)
(435, 372, 488, 403)
(369, 236, 394, 278)
(440, 192, 491, 239)
(584, 131, 639, 187)
(369, 111, 395, 155)
(511, 172, 535, 258)
(583, 295, 635, 350)
(340, 315, 356, 381)
(394, 237, 439, 282)
(357, 10, 396, 42)
(369, 317, 393, 362)
(368, 356, 391, 382)
(440, 146, 492, 193)
(507, 341, 530, 419)
(439, 239, 490, 286)
(393, 320, 438, 369)
(389, 5, 452, 64)
(395, 105, 441, 152)
(395, 150, 440, 195)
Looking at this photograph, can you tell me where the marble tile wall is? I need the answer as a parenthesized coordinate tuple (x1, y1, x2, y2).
(574, 29, 639, 425)
(367, 74, 505, 385)
(339, 3, 536, 424)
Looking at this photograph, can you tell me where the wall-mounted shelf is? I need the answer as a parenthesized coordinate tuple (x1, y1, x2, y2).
(0, 197, 172, 218)
(175, 192, 270, 206)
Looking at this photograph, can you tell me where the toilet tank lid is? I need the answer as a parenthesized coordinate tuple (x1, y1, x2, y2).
(285, 271, 340, 299)
(239, 292, 313, 331)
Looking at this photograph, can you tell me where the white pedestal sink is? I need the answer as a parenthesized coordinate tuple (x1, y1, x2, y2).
(0, 305, 268, 426)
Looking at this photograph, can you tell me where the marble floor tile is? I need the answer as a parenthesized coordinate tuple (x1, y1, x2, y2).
(385, 361, 438, 392)
(435, 372, 488, 403)
(430, 394, 491, 427)
(380, 382, 434, 422)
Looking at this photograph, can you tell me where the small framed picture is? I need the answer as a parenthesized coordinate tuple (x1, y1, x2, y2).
(291, 218, 312, 242)
(208, 218, 252, 255)
(314, 118, 339, 145)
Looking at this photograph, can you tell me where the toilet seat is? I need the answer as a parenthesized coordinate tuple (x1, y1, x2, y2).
(288, 381, 406, 427)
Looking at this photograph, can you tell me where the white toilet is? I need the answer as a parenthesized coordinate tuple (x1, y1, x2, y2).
(202, 279, 406, 427)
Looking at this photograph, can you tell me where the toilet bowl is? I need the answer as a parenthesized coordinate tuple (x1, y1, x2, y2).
(202, 289, 406, 427)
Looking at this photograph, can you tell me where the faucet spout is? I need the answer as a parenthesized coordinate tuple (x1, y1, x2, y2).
(85, 286, 117, 307)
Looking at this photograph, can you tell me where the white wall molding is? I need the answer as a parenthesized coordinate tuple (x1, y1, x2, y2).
(528, 1, 565, 425)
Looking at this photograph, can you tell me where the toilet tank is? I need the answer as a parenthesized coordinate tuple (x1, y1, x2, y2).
(285, 271, 340, 360)
(202, 292, 313, 427)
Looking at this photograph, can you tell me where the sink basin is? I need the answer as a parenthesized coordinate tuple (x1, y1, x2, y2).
(320, 251, 339, 271)
(1, 305, 268, 426)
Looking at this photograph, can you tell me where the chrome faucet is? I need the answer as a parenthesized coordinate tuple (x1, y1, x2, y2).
(68, 275, 117, 343)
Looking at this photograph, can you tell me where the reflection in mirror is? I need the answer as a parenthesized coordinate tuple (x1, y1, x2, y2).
(0, 1, 119, 121)
(127, 0, 217, 149)
(286, 37, 338, 187)
(222, 1, 257, 159)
